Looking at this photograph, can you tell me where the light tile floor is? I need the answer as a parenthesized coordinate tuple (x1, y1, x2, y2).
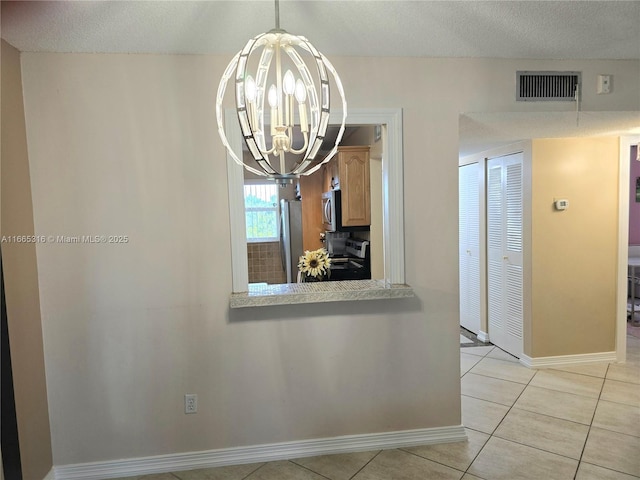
(115, 333, 640, 480)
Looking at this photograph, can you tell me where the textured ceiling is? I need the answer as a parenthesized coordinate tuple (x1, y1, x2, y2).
(2, 1, 639, 59)
(2, 1, 639, 155)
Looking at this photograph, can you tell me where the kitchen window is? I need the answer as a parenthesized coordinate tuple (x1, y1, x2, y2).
(244, 182, 279, 242)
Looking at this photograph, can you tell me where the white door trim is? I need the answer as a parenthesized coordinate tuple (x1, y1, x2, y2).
(617, 135, 640, 363)
(226, 108, 406, 292)
(459, 162, 481, 334)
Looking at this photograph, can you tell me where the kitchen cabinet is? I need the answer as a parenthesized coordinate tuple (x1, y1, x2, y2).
(334, 146, 371, 227)
(310, 145, 371, 239)
(322, 156, 339, 192)
(298, 173, 324, 251)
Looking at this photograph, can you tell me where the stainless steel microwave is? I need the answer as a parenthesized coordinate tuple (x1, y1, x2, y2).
(322, 190, 341, 232)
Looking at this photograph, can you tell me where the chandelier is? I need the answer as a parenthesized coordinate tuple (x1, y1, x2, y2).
(216, 0, 347, 186)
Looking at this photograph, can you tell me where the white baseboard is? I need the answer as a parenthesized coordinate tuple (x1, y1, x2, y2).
(520, 351, 617, 369)
(54, 425, 467, 480)
(42, 467, 56, 480)
(477, 331, 489, 343)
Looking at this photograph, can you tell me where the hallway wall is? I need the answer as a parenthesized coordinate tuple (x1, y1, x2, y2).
(531, 137, 619, 357)
(0, 40, 53, 480)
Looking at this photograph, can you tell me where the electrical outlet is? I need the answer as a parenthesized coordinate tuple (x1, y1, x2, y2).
(185, 394, 197, 414)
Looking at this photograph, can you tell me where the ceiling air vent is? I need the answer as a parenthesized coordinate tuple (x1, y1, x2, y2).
(516, 71, 581, 101)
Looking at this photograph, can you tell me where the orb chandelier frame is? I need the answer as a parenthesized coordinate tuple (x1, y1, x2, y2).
(216, 0, 347, 186)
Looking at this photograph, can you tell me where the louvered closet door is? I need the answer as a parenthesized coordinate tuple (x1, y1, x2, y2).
(486, 153, 523, 358)
(459, 163, 481, 334)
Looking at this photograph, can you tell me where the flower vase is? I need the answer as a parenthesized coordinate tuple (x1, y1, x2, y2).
(302, 274, 324, 282)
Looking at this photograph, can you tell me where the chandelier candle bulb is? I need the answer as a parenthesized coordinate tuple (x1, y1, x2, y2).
(245, 75, 257, 102)
(283, 71, 295, 93)
(283, 70, 295, 129)
(245, 75, 258, 127)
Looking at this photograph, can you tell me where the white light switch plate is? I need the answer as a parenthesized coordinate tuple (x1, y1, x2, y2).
(597, 75, 611, 94)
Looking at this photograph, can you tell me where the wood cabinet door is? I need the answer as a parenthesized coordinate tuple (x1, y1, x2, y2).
(322, 156, 339, 192)
(330, 157, 340, 190)
(299, 173, 324, 251)
(339, 147, 370, 226)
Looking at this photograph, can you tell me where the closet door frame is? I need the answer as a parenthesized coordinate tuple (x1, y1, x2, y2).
(459, 162, 481, 335)
(460, 142, 532, 358)
(487, 152, 524, 357)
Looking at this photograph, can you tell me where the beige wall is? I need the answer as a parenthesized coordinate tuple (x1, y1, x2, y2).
(531, 137, 619, 357)
(15, 51, 639, 466)
(0, 40, 53, 480)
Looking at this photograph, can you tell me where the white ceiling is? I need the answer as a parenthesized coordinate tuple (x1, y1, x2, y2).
(2, 1, 639, 58)
(2, 1, 639, 155)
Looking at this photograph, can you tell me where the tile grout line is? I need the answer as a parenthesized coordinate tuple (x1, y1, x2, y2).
(460, 348, 495, 357)
(347, 450, 383, 480)
(486, 434, 586, 463)
(517, 382, 604, 401)
(578, 461, 640, 479)
(287, 459, 334, 480)
(460, 345, 494, 380)
(460, 392, 521, 409)
(547, 366, 611, 380)
(504, 403, 593, 428)
(461, 391, 600, 430)
(522, 370, 608, 402)
(458, 342, 500, 478)
(461, 363, 540, 478)
(396, 448, 468, 474)
(572, 361, 610, 480)
(463, 369, 533, 385)
(240, 462, 271, 480)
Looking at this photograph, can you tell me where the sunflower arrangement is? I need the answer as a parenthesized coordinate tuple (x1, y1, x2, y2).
(298, 248, 331, 280)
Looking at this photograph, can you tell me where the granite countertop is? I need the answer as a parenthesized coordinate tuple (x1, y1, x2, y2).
(230, 279, 414, 308)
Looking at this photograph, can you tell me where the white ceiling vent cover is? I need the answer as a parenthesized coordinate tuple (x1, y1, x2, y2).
(516, 71, 581, 101)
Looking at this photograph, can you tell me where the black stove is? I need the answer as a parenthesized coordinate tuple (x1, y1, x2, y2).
(328, 238, 371, 281)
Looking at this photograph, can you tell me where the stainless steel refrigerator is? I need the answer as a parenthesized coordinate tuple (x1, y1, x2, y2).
(280, 199, 303, 283)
